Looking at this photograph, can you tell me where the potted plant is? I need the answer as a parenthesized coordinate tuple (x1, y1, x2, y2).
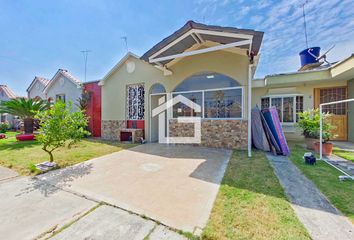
(297, 108, 334, 152)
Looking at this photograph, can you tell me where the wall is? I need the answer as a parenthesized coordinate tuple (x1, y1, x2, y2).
(102, 50, 250, 142)
(348, 79, 354, 142)
(252, 79, 348, 140)
(84, 82, 102, 137)
(169, 119, 248, 149)
(46, 75, 82, 111)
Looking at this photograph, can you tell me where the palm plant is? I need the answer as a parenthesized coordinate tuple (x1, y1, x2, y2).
(0, 98, 50, 134)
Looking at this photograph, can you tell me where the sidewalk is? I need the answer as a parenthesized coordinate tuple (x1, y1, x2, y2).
(266, 154, 354, 240)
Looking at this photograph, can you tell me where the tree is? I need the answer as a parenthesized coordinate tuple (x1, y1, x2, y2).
(35, 101, 90, 162)
(0, 98, 50, 134)
(76, 91, 91, 111)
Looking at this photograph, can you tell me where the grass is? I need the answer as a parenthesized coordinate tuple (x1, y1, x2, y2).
(0, 131, 136, 175)
(333, 147, 354, 163)
(202, 150, 310, 240)
(288, 142, 354, 224)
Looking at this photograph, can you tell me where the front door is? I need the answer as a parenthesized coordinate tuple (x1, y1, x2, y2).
(314, 87, 348, 140)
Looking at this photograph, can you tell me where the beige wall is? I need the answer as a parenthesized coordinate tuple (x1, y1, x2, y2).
(102, 50, 250, 141)
(252, 79, 348, 140)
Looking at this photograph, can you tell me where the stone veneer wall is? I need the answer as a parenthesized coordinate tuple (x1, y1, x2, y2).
(169, 119, 248, 149)
(101, 120, 126, 140)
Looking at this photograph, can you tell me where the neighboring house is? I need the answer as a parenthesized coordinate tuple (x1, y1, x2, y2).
(252, 54, 354, 142)
(99, 21, 264, 150)
(0, 84, 17, 128)
(43, 69, 82, 110)
(27, 69, 82, 111)
(27, 76, 50, 99)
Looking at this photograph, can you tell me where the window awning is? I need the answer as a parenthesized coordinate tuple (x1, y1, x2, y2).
(141, 21, 264, 67)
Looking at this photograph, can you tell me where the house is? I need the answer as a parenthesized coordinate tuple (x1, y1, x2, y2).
(0, 84, 17, 128)
(252, 54, 354, 143)
(27, 69, 82, 110)
(99, 21, 264, 151)
(26, 76, 50, 99)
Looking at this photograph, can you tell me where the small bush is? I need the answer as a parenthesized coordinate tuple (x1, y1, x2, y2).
(0, 121, 9, 133)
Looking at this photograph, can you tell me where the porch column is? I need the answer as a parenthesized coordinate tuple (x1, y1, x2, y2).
(248, 64, 253, 157)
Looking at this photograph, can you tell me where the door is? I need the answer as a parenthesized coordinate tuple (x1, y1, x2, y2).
(150, 93, 167, 142)
(314, 87, 348, 140)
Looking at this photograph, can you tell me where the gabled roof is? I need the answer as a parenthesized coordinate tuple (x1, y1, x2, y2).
(26, 76, 50, 92)
(99, 52, 140, 86)
(0, 85, 17, 99)
(141, 20, 264, 66)
(43, 69, 82, 93)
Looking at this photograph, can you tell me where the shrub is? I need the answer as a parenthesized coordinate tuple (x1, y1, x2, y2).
(35, 101, 90, 162)
(0, 121, 9, 133)
(297, 108, 334, 142)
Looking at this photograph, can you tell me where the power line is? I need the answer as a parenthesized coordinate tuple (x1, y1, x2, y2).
(80, 50, 91, 82)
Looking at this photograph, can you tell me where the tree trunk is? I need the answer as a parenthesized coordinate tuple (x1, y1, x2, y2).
(23, 118, 34, 134)
(43, 145, 55, 162)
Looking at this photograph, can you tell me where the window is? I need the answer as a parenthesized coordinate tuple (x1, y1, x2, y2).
(172, 91, 202, 118)
(150, 84, 166, 94)
(174, 72, 240, 92)
(171, 72, 243, 119)
(204, 88, 242, 118)
(261, 95, 303, 123)
(127, 84, 145, 120)
(56, 94, 66, 103)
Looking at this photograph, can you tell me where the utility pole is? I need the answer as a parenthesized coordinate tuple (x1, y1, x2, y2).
(80, 50, 91, 82)
(121, 37, 128, 53)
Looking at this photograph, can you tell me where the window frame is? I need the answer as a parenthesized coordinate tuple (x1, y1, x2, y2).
(171, 86, 244, 120)
(55, 94, 66, 103)
(261, 94, 304, 125)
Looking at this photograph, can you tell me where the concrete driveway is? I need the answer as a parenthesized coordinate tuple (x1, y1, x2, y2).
(38, 144, 231, 233)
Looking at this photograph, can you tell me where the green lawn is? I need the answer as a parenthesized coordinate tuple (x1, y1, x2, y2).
(288, 142, 354, 224)
(202, 150, 310, 240)
(333, 147, 354, 163)
(0, 131, 136, 175)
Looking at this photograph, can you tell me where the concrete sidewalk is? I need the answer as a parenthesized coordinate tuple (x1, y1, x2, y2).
(0, 166, 18, 181)
(0, 177, 96, 240)
(267, 154, 354, 240)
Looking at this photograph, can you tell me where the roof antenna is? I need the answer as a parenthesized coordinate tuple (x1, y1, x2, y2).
(80, 50, 91, 82)
(300, 0, 309, 48)
(121, 36, 129, 53)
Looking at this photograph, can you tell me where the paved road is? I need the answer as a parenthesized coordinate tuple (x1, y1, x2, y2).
(267, 154, 354, 240)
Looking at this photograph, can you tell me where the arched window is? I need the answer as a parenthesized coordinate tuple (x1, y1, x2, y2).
(150, 83, 166, 94)
(173, 72, 240, 92)
(172, 72, 243, 119)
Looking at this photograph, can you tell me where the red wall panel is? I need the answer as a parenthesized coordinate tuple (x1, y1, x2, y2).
(83, 82, 102, 137)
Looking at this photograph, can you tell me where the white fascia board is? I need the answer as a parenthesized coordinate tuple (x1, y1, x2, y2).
(149, 39, 251, 63)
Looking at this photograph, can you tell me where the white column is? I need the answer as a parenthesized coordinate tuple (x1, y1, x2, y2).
(319, 104, 323, 160)
(248, 64, 253, 158)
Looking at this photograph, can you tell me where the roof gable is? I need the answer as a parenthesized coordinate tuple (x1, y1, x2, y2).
(43, 69, 81, 93)
(141, 21, 264, 66)
(0, 85, 16, 99)
(26, 76, 50, 93)
(99, 52, 141, 86)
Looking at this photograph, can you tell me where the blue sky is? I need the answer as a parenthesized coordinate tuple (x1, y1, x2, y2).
(1, 0, 354, 96)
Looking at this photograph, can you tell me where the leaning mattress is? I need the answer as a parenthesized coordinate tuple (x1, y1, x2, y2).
(262, 107, 290, 155)
(251, 107, 270, 151)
